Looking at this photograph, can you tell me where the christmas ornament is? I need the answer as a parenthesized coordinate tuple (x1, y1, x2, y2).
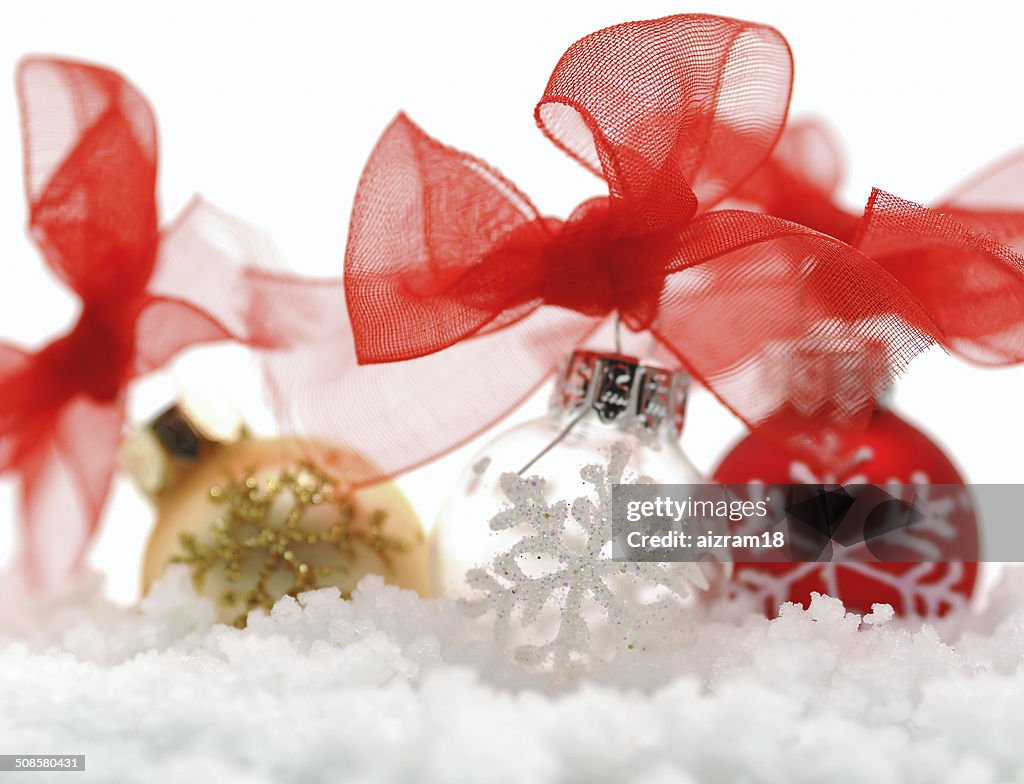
(123, 404, 429, 626)
(713, 344, 979, 618)
(734, 117, 1024, 366)
(258, 13, 948, 494)
(434, 350, 709, 672)
(0, 58, 273, 592)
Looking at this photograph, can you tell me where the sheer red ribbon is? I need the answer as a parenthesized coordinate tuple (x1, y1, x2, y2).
(1, 59, 272, 592)
(733, 118, 1024, 365)
(261, 14, 943, 488)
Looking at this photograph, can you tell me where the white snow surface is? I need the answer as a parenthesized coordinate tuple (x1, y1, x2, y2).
(3, 567, 1024, 784)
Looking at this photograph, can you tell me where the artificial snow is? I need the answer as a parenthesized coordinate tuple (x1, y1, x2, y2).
(3, 568, 1024, 783)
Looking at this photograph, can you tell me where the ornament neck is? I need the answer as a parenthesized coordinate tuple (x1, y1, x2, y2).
(551, 350, 688, 438)
(763, 336, 891, 420)
(121, 404, 246, 499)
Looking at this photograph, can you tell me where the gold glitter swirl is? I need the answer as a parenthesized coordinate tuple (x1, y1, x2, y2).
(173, 463, 408, 627)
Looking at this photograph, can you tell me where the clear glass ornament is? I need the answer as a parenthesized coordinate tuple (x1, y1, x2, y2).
(432, 349, 708, 671)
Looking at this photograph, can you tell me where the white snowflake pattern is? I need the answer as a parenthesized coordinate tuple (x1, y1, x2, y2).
(463, 443, 707, 675)
(733, 450, 973, 617)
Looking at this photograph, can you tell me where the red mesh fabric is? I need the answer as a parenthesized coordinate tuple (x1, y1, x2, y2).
(2, 59, 265, 593)
(734, 117, 1024, 365)
(535, 14, 792, 226)
(940, 148, 1024, 216)
(264, 274, 597, 484)
(731, 118, 860, 242)
(320, 14, 941, 483)
(858, 191, 1024, 365)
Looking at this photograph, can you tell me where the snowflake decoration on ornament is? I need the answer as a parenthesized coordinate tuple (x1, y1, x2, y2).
(789, 445, 874, 485)
(463, 443, 707, 676)
(735, 451, 972, 617)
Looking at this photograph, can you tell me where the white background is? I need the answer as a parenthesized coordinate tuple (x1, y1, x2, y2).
(1, 1, 1023, 602)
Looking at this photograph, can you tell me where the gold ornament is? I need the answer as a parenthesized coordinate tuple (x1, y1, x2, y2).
(125, 404, 429, 625)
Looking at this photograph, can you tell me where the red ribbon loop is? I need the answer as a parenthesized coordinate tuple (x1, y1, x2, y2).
(535, 14, 793, 225)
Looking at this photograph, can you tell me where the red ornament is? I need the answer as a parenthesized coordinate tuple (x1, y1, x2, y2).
(712, 407, 979, 617)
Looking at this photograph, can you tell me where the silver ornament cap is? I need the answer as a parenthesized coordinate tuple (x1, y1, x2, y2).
(120, 395, 246, 496)
(552, 350, 689, 436)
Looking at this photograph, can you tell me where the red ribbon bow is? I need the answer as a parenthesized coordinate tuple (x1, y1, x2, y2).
(1, 59, 266, 592)
(734, 118, 1024, 365)
(262, 14, 943, 487)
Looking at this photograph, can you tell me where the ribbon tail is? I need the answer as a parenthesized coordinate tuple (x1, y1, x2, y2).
(939, 147, 1024, 215)
(144, 197, 288, 360)
(933, 149, 1024, 277)
(13, 397, 123, 594)
(652, 210, 940, 439)
(0, 343, 32, 472)
(855, 189, 1024, 365)
(130, 295, 237, 377)
(256, 271, 597, 486)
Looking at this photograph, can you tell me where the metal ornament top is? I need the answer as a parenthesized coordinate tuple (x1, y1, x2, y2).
(120, 401, 246, 497)
(759, 335, 891, 418)
(553, 350, 689, 436)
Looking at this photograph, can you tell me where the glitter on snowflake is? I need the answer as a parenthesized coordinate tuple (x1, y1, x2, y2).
(462, 443, 708, 676)
(174, 464, 408, 627)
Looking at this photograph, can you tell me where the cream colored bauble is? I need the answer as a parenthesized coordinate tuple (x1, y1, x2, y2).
(123, 406, 429, 626)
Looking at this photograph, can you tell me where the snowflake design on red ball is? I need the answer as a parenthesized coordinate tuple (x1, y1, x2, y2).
(463, 444, 706, 676)
(733, 449, 973, 617)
